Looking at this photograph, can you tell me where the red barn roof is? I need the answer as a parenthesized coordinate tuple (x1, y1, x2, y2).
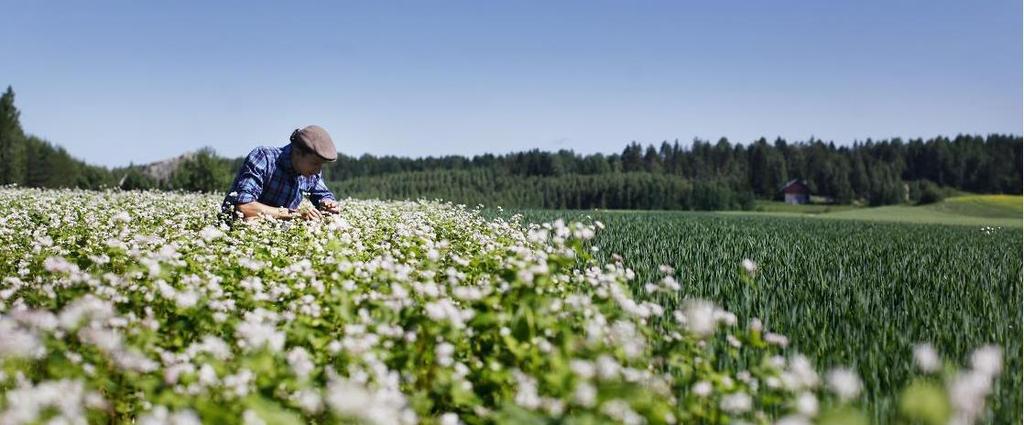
(780, 179, 810, 194)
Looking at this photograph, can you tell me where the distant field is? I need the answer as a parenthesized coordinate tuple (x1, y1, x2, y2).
(820, 195, 1021, 227)
(745, 195, 1021, 227)
(491, 208, 1022, 425)
(927, 194, 1022, 218)
(753, 200, 859, 214)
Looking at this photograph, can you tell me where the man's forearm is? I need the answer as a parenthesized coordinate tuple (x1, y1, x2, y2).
(235, 201, 293, 220)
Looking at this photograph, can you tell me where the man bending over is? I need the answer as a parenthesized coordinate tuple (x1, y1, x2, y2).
(222, 125, 342, 221)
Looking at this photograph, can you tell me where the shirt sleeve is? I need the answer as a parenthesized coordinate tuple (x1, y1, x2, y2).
(227, 149, 269, 205)
(308, 173, 336, 206)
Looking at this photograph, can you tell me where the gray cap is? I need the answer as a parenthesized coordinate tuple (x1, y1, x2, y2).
(290, 125, 337, 162)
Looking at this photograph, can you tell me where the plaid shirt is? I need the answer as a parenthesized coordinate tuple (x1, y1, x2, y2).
(221, 144, 335, 217)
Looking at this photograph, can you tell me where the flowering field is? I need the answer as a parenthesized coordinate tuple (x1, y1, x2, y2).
(0, 189, 1010, 424)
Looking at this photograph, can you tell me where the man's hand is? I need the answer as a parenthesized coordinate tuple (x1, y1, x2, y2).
(319, 199, 342, 214)
(238, 202, 297, 221)
(296, 207, 323, 221)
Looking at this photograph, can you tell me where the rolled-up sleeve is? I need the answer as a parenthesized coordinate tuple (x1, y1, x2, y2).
(228, 149, 269, 205)
(308, 174, 336, 206)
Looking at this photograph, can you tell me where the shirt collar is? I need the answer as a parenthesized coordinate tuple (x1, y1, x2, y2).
(277, 144, 297, 176)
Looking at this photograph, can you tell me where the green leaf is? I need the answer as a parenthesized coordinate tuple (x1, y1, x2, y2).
(244, 396, 305, 425)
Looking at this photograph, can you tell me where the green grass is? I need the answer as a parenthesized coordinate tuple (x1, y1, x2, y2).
(487, 208, 1022, 425)
(820, 195, 1021, 227)
(741, 195, 1022, 227)
(928, 194, 1022, 218)
(753, 200, 859, 214)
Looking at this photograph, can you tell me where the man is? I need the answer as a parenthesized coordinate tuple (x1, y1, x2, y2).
(222, 125, 342, 221)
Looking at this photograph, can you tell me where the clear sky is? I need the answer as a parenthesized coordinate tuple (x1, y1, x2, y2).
(1, 0, 1020, 167)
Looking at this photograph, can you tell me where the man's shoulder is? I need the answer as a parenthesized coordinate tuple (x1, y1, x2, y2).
(244, 146, 285, 166)
(246, 145, 284, 158)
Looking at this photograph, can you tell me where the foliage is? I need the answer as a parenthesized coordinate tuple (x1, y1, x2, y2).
(330, 169, 752, 211)
(907, 180, 947, 205)
(165, 148, 234, 193)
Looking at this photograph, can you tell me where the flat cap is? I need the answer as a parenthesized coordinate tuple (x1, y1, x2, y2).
(290, 125, 337, 162)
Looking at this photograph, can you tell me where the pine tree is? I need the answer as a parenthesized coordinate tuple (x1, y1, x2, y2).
(0, 86, 27, 185)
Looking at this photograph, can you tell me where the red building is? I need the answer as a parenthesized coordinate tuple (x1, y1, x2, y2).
(780, 179, 810, 204)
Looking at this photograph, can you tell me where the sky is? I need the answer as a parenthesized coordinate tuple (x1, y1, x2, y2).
(1, 0, 1021, 167)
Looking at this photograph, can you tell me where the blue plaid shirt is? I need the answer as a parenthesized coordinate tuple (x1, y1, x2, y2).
(221, 144, 336, 217)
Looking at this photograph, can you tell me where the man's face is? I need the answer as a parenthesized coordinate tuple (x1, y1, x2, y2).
(292, 149, 327, 176)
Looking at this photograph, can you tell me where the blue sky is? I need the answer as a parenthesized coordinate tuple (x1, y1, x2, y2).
(1, 0, 1020, 167)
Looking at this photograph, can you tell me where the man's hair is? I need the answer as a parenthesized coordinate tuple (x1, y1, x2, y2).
(291, 140, 314, 157)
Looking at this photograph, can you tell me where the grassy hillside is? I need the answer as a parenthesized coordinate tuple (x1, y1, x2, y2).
(735, 195, 1021, 227)
(927, 194, 1022, 218)
(821, 195, 1022, 227)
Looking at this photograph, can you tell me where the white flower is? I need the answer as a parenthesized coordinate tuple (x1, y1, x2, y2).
(573, 382, 597, 407)
(948, 369, 993, 423)
(600, 400, 643, 425)
(292, 388, 323, 414)
(192, 335, 232, 360)
(325, 378, 371, 415)
(435, 342, 455, 367)
(913, 343, 941, 373)
(174, 290, 199, 309)
(795, 392, 818, 416)
(969, 345, 1002, 378)
(287, 347, 315, 379)
(775, 415, 812, 425)
(0, 379, 90, 423)
(595, 355, 620, 380)
(111, 211, 131, 224)
(198, 364, 218, 386)
(682, 299, 717, 337)
(691, 381, 712, 397)
(235, 319, 285, 352)
(787, 355, 819, 389)
(0, 318, 45, 359)
(764, 332, 789, 348)
(720, 392, 752, 414)
(43, 256, 78, 274)
(199, 226, 224, 242)
(137, 406, 201, 425)
(223, 369, 254, 398)
(514, 371, 542, 409)
(740, 258, 757, 275)
(826, 368, 862, 401)
(439, 412, 461, 425)
(569, 359, 595, 379)
(243, 410, 266, 425)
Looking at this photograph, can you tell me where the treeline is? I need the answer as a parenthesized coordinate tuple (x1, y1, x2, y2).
(0, 85, 1020, 211)
(330, 135, 1021, 206)
(330, 169, 754, 210)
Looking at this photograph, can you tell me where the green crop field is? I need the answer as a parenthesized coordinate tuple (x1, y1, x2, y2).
(495, 208, 1022, 424)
